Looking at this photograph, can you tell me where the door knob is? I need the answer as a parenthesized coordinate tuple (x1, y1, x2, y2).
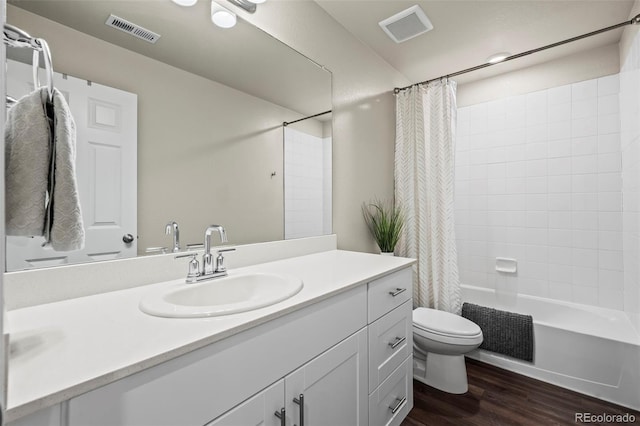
(122, 234, 135, 244)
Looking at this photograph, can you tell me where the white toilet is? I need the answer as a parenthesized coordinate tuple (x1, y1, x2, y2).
(412, 307, 483, 394)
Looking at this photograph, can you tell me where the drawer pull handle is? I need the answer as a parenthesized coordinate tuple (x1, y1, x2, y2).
(293, 393, 304, 426)
(389, 396, 407, 414)
(388, 336, 406, 349)
(274, 408, 286, 426)
(388, 288, 406, 297)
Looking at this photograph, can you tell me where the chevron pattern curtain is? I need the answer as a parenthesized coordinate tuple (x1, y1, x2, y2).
(395, 81, 461, 314)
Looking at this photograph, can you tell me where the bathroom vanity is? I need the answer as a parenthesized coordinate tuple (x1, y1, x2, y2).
(6, 247, 415, 426)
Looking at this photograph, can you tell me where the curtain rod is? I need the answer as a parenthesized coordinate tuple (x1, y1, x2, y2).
(283, 110, 332, 127)
(394, 13, 640, 94)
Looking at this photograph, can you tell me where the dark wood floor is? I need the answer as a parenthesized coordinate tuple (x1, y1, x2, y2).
(402, 359, 640, 426)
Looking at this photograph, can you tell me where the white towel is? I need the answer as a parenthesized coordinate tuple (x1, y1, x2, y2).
(5, 88, 51, 236)
(48, 88, 85, 251)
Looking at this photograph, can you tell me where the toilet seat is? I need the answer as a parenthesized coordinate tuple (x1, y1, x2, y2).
(413, 307, 483, 345)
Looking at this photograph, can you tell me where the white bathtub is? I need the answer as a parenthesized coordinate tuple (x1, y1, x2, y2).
(462, 284, 640, 410)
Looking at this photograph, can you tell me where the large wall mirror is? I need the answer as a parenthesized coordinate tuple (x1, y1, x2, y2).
(5, 0, 332, 271)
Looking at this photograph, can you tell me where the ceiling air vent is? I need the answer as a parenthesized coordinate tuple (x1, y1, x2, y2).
(379, 5, 433, 44)
(105, 14, 161, 44)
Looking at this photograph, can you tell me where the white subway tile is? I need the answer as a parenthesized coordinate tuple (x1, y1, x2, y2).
(525, 244, 548, 263)
(599, 231, 623, 251)
(598, 269, 624, 290)
(572, 80, 597, 101)
(507, 161, 527, 178)
(598, 173, 622, 192)
(598, 211, 623, 231)
(598, 192, 622, 211)
(549, 246, 572, 265)
(598, 94, 619, 115)
(548, 175, 571, 193)
(598, 74, 619, 96)
(548, 228, 572, 247)
(548, 157, 571, 175)
(549, 263, 572, 282)
(548, 139, 572, 158)
(598, 113, 621, 135)
(526, 159, 548, 177)
(572, 98, 597, 120)
(549, 120, 571, 140)
(548, 194, 572, 211)
(597, 133, 621, 154)
(505, 177, 526, 194)
(572, 118, 598, 138)
(572, 286, 598, 305)
(519, 261, 548, 280)
(487, 163, 507, 179)
(507, 211, 527, 227)
(572, 266, 599, 287)
(599, 249, 624, 271)
(571, 248, 598, 268)
(597, 152, 622, 173)
(548, 85, 571, 105)
(526, 176, 548, 194)
(571, 193, 598, 211)
(526, 142, 548, 160)
(526, 194, 548, 211)
(571, 211, 598, 230)
(469, 149, 488, 165)
(571, 155, 598, 174)
(487, 179, 506, 195)
(572, 230, 598, 249)
(548, 211, 572, 229)
(505, 145, 526, 162)
(548, 102, 571, 123)
(572, 136, 598, 156)
(487, 147, 507, 163)
(571, 174, 598, 193)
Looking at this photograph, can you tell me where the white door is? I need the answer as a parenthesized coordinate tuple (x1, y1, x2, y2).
(5, 60, 137, 270)
(206, 380, 284, 426)
(285, 328, 368, 426)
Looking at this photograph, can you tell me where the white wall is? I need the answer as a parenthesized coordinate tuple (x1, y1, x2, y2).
(455, 74, 624, 309)
(620, 1, 640, 330)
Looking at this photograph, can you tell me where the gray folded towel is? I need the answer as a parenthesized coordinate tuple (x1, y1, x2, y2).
(5, 88, 51, 236)
(48, 88, 85, 251)
(462, 302, 534, 362)
(5, 87, 85, 251)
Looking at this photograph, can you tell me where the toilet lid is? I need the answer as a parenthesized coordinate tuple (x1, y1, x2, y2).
(413, 307, 481, 337)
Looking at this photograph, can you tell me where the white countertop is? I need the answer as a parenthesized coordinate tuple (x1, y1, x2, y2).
(6, 250, 414, 422)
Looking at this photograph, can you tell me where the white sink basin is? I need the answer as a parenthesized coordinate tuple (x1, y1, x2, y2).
(139, 273, 303, 318)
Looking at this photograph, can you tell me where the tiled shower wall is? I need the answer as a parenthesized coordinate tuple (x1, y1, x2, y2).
(455, 74, 624, 309)
(621, 28, 640, 328)
(284, 127, 332, 239)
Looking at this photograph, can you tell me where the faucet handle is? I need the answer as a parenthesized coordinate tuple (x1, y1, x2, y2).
(175, 253, 200, 282)
(215, 248, 236, 273)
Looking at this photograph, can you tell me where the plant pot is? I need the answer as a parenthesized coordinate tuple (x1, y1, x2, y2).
(381, 252, 395, 256)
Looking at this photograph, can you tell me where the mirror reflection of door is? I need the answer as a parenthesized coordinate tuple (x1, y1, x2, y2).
(5, 59, 137, 271)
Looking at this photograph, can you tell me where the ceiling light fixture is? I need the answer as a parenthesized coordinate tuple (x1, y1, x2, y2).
(171, 0, 198, 6)
(487, 52, 511, 64)
(211, 1, 237, 28)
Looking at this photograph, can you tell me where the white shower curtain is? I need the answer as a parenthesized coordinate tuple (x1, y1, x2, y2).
(395, 81, 461, 314)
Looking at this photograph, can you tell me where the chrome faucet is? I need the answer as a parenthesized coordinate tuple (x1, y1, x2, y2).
(177, 225, 235, 283)
(165, 221, 180, 253)
(203, 225, 227, 275)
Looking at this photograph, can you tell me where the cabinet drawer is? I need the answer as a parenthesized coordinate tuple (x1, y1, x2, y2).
(368, 300, 412, 393)
(368, 268, 412, 323)
(368, 355, 413, 426)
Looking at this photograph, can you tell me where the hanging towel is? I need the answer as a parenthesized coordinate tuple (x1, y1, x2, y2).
(5, 88, 51, 236)
(47, 88, 85, 251)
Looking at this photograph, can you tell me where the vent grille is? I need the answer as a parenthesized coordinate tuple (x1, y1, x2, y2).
(105, 14, 161, 44)
(379, 5, 433, 43)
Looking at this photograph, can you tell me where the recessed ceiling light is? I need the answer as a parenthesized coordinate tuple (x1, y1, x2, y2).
(487, 52, 511, 64)
(172, 0, 198, 6)
(211, 1, 237, 28)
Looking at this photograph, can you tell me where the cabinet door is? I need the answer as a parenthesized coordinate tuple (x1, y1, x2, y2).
(206, 380, 284, 426)
(285, 328, 368, 426)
